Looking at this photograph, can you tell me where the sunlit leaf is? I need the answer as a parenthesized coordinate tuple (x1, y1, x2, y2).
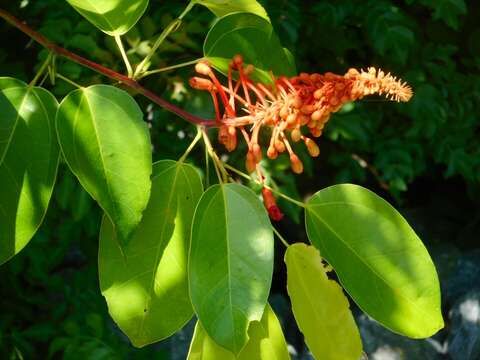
(56, 85, 152, 246)
(66, 0, 149, 36)
(195, 0, 269, 21)
(0, 78, 59, 265)
(99, 160, 203, 347)
(285, 243, 362, 360)
(305, 184, 444, 338)
(204, 13, 296, 83)
(189, 183, 274, 354)
(187, 304, 290, 360)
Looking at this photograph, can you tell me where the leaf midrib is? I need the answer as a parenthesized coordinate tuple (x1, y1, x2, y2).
(307, 207, 438, 326)
(137, 163, 182, 337)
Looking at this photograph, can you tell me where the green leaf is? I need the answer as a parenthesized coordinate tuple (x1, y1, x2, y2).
(189, 183, 274, 354)
(66, 0, 149, 36)
(99, 160, 203, 347)
(204, 13, 296, 83)
(285, 243, 362, 360)
(305, 184, 444, 338)
(0, 78, 59, 265)
(187, 304, 290, 360)
(56, 85, 152, 245)
(195, 0, 270, 21)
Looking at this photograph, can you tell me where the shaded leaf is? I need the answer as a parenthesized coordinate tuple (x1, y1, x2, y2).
(0, 78, 59, 264)
(285, 243, 362, 360)
(56, 85, 152, 245)
(189, 183, 274, 354)
(66, 0, 149, 36)
(195, 0, 269, 21)
(99, 160, 203, 347)
(204, 13, 296, 83)
(305, 184, 444, 338)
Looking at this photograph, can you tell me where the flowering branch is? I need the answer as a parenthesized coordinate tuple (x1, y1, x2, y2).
(0, 8, 212, 127)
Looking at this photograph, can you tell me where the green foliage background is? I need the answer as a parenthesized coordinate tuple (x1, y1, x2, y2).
(0, 0, 478, 358)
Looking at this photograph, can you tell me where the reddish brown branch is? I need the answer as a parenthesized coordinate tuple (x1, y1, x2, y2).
(0, 8, 212, 127)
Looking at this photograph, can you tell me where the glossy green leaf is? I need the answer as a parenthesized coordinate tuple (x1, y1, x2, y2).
(56, 85, 152, 246)
(0, 78, 59, 265)
(285, 243, 362, 360)
(189, 183, 274, 354)
(203, 13, 296, 83)
(66, 0, 149, 36)
(187, 304, 290, 360)
(305, 184, 444, 338)
(99, 160, 203, 347)
(195, 0, 269, 21)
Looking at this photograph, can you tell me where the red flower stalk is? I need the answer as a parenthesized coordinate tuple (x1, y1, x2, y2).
(190, 55, 413, 174)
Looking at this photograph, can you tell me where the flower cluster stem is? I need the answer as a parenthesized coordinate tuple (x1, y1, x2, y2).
(222, 163, 307, 209)
(179, 127, 203, 163)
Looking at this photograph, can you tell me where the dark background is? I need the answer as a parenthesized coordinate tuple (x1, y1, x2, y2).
(0, 0, 479, 359)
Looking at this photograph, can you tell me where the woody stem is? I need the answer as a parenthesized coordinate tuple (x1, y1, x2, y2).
(0, 8, 211, 127)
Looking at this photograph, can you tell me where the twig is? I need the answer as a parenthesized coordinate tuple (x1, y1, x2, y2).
(0, 8, 212, 127)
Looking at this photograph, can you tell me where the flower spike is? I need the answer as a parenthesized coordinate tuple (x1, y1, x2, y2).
(190, 56, 413, 173)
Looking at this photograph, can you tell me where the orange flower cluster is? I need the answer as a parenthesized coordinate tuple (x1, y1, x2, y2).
(190, 55, 413, 175)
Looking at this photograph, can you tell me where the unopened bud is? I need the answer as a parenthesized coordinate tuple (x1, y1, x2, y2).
(290, 95, 303, 109)
(310, 128, 322, 137)
(195, 61, 211, 76)
(274, 140, 286, 153)
(233, 54, 243, 67)
(291, 128, 302, 142)
(245, 151, 256, 173)
(279, 106, 289, 119)
(286, 113, 297, 126)
(262, 188, 284, 221)
(305, 138, 320, 157)
(290, 154, 304, 174)
(301, 104, 315, 114)
(244, 64, 255, 75)
(267, 146, 278, 159)
(189, 77, 213, 91)
(252, 143, 262, 163)
(311, 109, 323, 122)
(314, 89, 324, 100)
(225, 128, 237, 152)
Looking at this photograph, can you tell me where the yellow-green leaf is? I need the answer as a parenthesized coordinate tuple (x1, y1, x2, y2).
(187, 304, 290, 360)
(285, 243, 362, 360)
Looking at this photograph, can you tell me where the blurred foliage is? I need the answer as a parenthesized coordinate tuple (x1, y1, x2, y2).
(0, 0, 479, 358)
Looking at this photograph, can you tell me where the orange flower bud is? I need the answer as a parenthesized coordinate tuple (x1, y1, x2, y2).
(291, 128, 302, 142)
(244, 64, 255, 75)
(252, 143, 263, 163)
(274, 140, 286, 153)
(290, 154, 304, 174)
(233, 54, 243, 66)
(245, 151, 256, 173)
(195, 61, 211, 76)
(305, 138, 320, 157)
(311, 109, 323, 122)
(189, 77, 213, 91)
(286, 113, 297, 126)
(267, 146, 278, 159)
